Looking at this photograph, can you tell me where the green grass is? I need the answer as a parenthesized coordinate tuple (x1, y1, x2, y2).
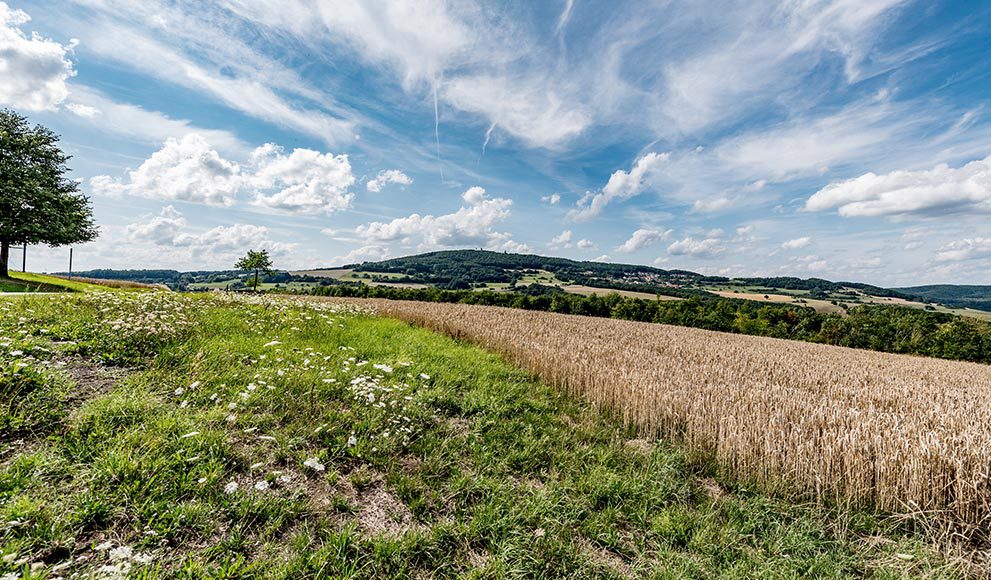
(0, 293, 967, 578)
(0, 272, 125, 293)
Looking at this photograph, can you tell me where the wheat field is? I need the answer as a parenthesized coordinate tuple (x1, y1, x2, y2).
(320, 297, 991, 545)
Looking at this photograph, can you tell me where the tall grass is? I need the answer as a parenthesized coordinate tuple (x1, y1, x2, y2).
(46, 274, 167, 290)
(330, 298, 991, 547)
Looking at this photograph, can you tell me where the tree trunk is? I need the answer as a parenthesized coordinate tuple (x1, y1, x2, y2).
(254, 269, 259, 291)
(0, 240, 9, 279)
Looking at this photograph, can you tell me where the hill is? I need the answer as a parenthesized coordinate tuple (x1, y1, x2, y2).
(896, 284, 991, 312)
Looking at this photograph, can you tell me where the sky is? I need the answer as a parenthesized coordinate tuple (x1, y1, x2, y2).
(2, 0, 990, 286)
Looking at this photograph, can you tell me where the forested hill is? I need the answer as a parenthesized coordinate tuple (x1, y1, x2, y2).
(349, 249, 707, 286)
(896, 285, 991, 312)
(345, 249, 913, 300)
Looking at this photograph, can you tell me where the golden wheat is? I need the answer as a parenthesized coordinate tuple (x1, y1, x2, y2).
(314, 297, 991, 543)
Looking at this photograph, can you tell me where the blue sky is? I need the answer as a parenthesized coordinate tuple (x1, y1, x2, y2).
(3, 0, 991, 286)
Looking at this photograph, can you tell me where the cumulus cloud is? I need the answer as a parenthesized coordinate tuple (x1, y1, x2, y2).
(805, 154, 991, 217)
(615, 228, 672, 253)
(125, 205, 186, 244)
(248, 143, 355, 214)
(577, 239, 594, 249)
(935, 238, 991, 262)
(356, 186, 520, 251)
(333, 244, 391, 265)
(569, 152, 668, 221)
(91, 134, 356, 214)
(781, 236, 813, 249)
(548, 230, 572, 249)
(0, 1, 76, 110)
(125, 205, 295, 257)
(366, 169, 412, 192)
(667, 236, 726, 258)
(542, 193, 561, 205)
(91, 134, 241, 206)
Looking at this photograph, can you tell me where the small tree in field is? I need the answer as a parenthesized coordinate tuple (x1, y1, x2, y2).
(235, 249, 274, 291)
(0, 109, 98, 277)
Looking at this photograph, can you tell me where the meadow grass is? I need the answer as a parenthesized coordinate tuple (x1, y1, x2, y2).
(0, 293, 969, 578)
(0, 272, 140, 294)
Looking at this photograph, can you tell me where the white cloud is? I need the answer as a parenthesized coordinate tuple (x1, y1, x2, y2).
(71, 1, 354, 145)
(487, 232, 531, 254)
(593, 254, 611, 262)
(65, 102, 99, 118)
(92, 134, 356, 214)
(656, 1, 909, 136)
(65, 86, 246, 153)
(935, 238, 991, 262)
(366, 169, 412, 192)
(0, 1, 76, 111)
(542, 193, 561, 205)
(442, 74, 590, 148)
(615, 228, 672, 253)
(125, 205, 185, 244)
(569, 152, 669, 221)
(692, 197, 734, 213)
(781, 236, 813, 249)
(249, 144, 355, 215)
(356, 186, 516, 250)
(333, 244, 391, 265)
(577, 239, 594, 249)
(225, 0, 473, 86)
(805, 154, 991, 217)
(548, 230, 572, 249)
(667, 237, 726, 258)
(91, 134, 241, 207)
(125, 205, 296, 257)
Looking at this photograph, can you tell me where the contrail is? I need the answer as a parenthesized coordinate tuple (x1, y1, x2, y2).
(481, 122, 496, 157)
(433, 83, 444, 181)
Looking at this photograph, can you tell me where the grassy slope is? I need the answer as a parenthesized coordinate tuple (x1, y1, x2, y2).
(0, 294, 964, 578)
(0, 272, 114, 293)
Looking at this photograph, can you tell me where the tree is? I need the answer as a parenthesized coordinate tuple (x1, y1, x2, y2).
(0, 109, 98, 277)
(235, 249, 274, 291)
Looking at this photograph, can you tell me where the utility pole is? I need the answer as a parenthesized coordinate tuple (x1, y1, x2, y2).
(22, 243, 26, 272)
(68, 248, 74, 279)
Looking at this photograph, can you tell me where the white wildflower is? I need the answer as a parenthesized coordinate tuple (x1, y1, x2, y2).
(223, 481, 239, 494)
(94, 541, 113, 551)
(254, 480, 270, 491)
(108, 546, 132, 561)
(303, 457, 325, 471)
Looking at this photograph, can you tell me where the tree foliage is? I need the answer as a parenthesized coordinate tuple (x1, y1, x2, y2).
(0, 109, 98, 276)
(235, 249, 274, 291)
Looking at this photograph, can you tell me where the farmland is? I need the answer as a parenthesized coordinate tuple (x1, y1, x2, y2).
(341, 299, 991, 547)
(0, 292, 975, 578)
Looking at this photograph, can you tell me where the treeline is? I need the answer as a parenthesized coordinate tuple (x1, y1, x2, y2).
(729, 276, 913, 300)
(309, 284, 991, 365)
